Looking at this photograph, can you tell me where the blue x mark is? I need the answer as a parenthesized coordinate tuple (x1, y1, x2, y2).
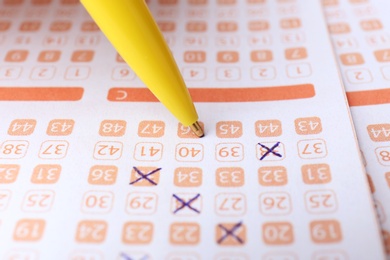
(258, 142, 282, 160)
(129, 167, 161, 186)
(217, 221, 244, 244)
(173, 193, 201, 214)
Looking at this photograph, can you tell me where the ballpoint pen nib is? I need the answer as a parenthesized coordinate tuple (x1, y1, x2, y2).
(190, 121, 204, 138)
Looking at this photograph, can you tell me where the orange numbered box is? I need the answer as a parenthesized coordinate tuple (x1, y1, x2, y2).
(8, 119, 36, 136)
(216, 222, 246, 246)
(182, 67, 207, 81)
(81, 21, 99, 32)
(375, 146, 390, 166)
(285, 47, 308, 60)
(0, 140, 29, 159)
(216, 143, 244, 162)
(122, 221, 154, 244)
(248, 20, 269, 31)
(5, 50, 29, 62)
(75, 36, 99, 47)
(43, 35, 68, 47)
(295, 117, 322, 135)
(188, 0, 207, 4)
(255, 120, 282, 137)
(217, 0, 237, 4)
(130, 166, 161, 186)
(305, 190, 338, 214)
(282, 32, 306, 44)
(75, 220, 108, 243)
(217, 51, 239, 63)
(0, 190, 12, 211)
(280, 18, 301, 29)
(39, 140, 69, 159)
(346, 68, 373, 84)
(251, 65, 276, 80)
(186, 21, 207, 32)
(259, 192, 292, 216)
(217, 22, 238, 32)
(19, 21, 41, 32)
(175, 143, 203, 162)
(30, 66, 56, 80)
(184, 51, 206, 63)
(374, 49, 390, 63)
(0, 21, 11, 32)
(248, 34, 272, 48)
(297, 139, 327, 159)
(21, 190, 55, 212)
(250, 50, 273, 62)
(31, 164, 61, 184)
(216, 67, 241, 81)
(178, 122, 204, 138)
(46, 119, 74, 136)
(287, 63, 312, 78)
(360, 19, 382, 31)
(310, 220, 342, 243)
(216, 167, 245, 187)
(258, 166, 288, 186)
(134, 142, 163, 161)
(333, 36, 358, 50)
(302, 164, 332, 184)
(170, 222, 200, 245)
(216, 36, 240, 47)
(111, 66, 135, 81)
(216, 121, 243, 138)
(215, 193, 246, 217)
(339, 53, 365, 66)
(65, 66, 91, 80)
(88, 165, 117, 185)
(184, 36, 207, 47)
(138, 120, 165, 138)
(99, 120, 126, 137)
(81, 191, 114, 214)
(93, 141, 123, 160)
(367, 124, 390, 142)
(71, 50, 94, 62)
(328, 22, 350, 34)
(256, 141, 285, 161)
(50, 21, 72, 32)
(32, 0, 51, 5)
(0, 164, 20, 184)
(0, 66, 23, 80)
(174, 167, 202, 187)
(13, 219, 46, 241)
(262, 222, 294, 245)
(157, 21, 176, 32)
(322, 0, 339, 5)
(38, 50, 61, 62)
(171, 193, 202, 216)
(126, 192, 158, 215)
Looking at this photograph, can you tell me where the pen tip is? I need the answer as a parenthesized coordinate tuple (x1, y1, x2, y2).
(190, 121, 204, 138)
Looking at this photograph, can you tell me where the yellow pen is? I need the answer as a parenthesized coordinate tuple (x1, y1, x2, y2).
(80, 0, 204, 137)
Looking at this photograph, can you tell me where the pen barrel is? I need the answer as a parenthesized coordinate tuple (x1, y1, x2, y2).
(80, 0, 198, 126)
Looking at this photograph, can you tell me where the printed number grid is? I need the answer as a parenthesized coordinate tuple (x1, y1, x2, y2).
(323, 0, 390, 257)
(0, 0, 386, 259)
